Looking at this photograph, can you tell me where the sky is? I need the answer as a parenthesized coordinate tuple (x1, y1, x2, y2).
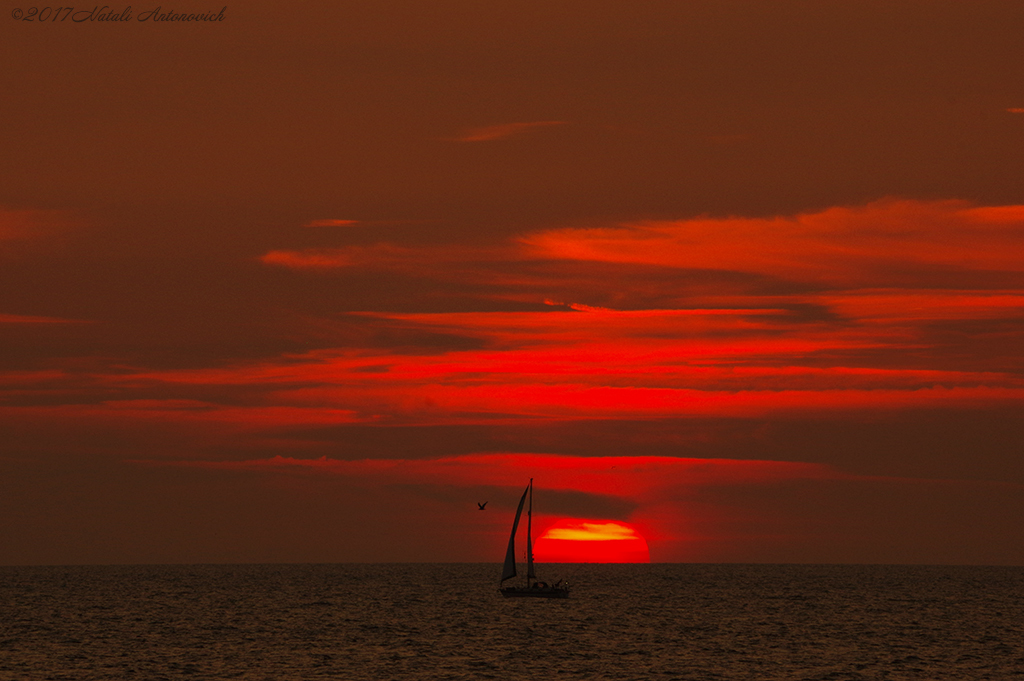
(2, 0, 1024, 566)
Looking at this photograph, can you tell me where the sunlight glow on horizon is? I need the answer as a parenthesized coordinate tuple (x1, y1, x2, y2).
(543, 521, 645, 542)
(537, 520, 651, 563)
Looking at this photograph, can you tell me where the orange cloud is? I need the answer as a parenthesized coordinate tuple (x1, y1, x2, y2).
(259, 243, 413, 270)
(520, 199, 1024, 286)
(452, 120, 566, 142)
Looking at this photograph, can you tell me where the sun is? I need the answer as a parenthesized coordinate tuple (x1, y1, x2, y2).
(535, 519, 650, 563)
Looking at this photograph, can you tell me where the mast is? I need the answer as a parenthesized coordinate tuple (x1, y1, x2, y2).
(501, 483, 530, 584)
(526, 478, 536, 583)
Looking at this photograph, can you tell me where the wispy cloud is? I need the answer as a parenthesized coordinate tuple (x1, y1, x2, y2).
(131, 451, 1024, 561)
(450, 120, 566, 142)
(521, 199, 1024, 287)
(4, 199, 1016, 445)
(0, 313, 89, 324)
(259, 244, 413, 270)
(0, 207, 77, 242)
(137, 452, 839, 496)
(261, 249, 354, 269)
(304, 219, 359, 227)
(258, 242, 504, 272)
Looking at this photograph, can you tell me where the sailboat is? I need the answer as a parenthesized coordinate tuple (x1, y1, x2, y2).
(499, 478, 570, 598)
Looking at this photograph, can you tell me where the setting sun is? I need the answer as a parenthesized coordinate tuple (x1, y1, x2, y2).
(535, 520, 650, 563)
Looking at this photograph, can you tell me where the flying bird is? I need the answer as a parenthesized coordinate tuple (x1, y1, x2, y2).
(477, 502, 487, 510)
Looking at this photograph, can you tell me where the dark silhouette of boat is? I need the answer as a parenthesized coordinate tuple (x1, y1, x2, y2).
(499, 479, 570, 599)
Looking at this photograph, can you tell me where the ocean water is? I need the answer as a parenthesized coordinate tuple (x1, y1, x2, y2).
(1, 564, 1023, 680)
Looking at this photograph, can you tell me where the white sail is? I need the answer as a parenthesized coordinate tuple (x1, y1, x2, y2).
(500, 484, 530, 583)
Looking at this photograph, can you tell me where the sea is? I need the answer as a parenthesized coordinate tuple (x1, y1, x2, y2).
(1, 564, 1022, 680)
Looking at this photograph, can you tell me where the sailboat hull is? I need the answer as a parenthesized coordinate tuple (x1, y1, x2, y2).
(499, 585, 570, 599)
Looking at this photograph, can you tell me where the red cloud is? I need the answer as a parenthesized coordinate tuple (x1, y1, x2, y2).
(133, 452, 1024, 563)
(304, 219, 358, 227)
(131, 452, 844, 559)
(0, 313, 89, 324)
(258, 242, 493, 271)
(260, 249, 353, 269)
(451, 120, 566, 142)
(0, 399, 360, 433)
(137, 452, 839, 499)
(0, 207, 80, 258)
(86, 289, 1021, 428)
(5, 199, 1024, 453)
(520, 199, 1024, 286)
